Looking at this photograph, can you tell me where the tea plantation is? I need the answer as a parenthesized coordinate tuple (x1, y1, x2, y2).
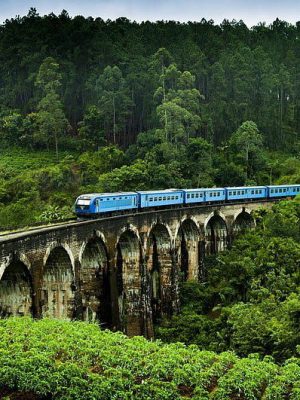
(0, 318, 299, 399)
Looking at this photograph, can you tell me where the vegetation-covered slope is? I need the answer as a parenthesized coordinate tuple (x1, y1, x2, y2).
(157, 199, 300, 364)
(0, 317, 299, 400)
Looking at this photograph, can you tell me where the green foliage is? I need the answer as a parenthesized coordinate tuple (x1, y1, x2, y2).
(35, 57, 69, 158)
(98, 159, 149, 192)
(157, 199, 300, 362)
(0, 317, 299, 399)
(38, 205, 72, 223)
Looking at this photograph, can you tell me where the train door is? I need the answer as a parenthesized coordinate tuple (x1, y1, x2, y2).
(95, 199, 100, 213)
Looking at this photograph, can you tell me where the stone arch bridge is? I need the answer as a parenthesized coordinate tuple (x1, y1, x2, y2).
(0, 201, 271, 337)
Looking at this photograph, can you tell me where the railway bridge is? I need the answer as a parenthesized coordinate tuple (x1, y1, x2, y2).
(0, 201, 272, 337)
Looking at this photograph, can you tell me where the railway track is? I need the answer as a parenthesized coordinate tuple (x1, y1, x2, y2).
(0, 198, 275, 242)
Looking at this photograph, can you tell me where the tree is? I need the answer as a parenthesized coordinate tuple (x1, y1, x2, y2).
(95, 66, 133, 145)
(0, 111, 23, 145)
(35, 57, 69, 159)
(154, 63, 203, 145)
(228, 121, 264, 182)
(78, 106, 106, 150)
(184, 138, 215, 187)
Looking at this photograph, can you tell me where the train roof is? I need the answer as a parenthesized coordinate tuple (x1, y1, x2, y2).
(136, 189, 183, 194)
(183, 188, 225, 192)
(78, 192, 137, 198)
(226, 186, 267, 190)
(267, 184, 300, 187)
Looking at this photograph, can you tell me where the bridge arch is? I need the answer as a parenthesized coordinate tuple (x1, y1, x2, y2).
(232, 209, 255, 234)
(80, 236, 111, 326)
(147, 223, 173, 322)
(115, 228, 142, 335)
(0, 258, 33, 317)
(205, 213, 228, 254)
(43, 242, 75, 274)
(176, 218, 201, 281)
(41, 246, 75, 319)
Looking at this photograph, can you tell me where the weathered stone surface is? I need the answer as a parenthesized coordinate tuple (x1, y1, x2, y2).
(0, 201, 273, 337)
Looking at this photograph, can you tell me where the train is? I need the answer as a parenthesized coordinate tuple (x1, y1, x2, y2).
(74, 184, 300, 217)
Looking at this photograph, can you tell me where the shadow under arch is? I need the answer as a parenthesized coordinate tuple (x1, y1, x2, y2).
(233, 211, 255, 235)
(177, 218, 201, 282)
(0, 259, 33, 317)
(205, 214, 228, 255)
(147, 223, 173, 322)
(80, 237, 111, 327)
(42, 246, 75, 320)
(115, 229, 142, 336)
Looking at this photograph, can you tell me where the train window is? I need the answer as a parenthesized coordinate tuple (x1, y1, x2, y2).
(251, 190, 254, 194)
(195, 193, 199, 198)
(100, 198, 103, 201)
(113, 198, 116, 200)
(176, 196, 178, 199)
(172, 196, 175, 200)
(217, 192, 220, 196)
(163, 196, 166, 200)
(167, 196, 170, 200)
(159, 197, 162, 201)
(200, 193, 203, 197)
(233, 191, 236, 195)
(187, 194, 190, 198)
(149, 198, 153, 201)
(279, 189, 282, 193)
(283, 188, 286, 192)
(191, 194, 194, 198)
(154, 197, 158, 201)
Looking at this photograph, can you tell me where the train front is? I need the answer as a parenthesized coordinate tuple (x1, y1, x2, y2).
(75, 195, 94, 217)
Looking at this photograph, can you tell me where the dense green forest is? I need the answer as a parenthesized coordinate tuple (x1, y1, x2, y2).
(1, 10, 300, 227)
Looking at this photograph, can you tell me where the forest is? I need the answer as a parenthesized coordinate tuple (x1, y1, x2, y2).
(1, 9, 300, 226)
(1, 9, 300, 398)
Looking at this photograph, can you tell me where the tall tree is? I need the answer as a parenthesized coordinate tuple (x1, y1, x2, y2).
(228, 121, 265, 182)
(35, 57, 69, 159)
(95, 66, 133, 145)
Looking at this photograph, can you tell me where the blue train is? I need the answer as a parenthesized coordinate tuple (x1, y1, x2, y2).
(74, 184, 300, 217)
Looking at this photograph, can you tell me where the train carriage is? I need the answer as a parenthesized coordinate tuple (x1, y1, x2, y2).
(184, 188, 226, 204)
(226, 186, 267, 201)
(267, 184, 300, 198)
(137, 189, 184, 208)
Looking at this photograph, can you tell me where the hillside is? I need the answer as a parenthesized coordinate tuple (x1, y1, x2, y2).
(0, 317, 299, 400)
